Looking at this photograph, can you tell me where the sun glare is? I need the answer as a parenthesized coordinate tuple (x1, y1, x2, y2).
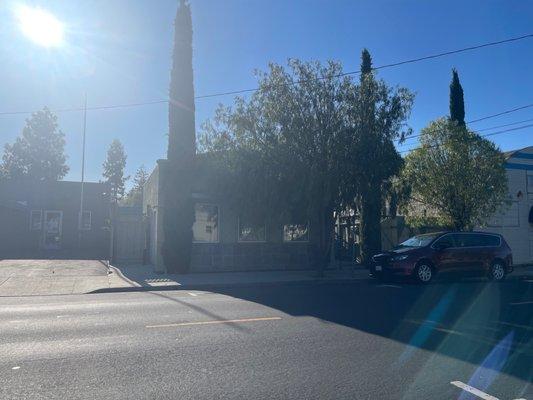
(15, 5, 64, 47)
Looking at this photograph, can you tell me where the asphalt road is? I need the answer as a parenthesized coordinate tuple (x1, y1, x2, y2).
(0, 278, 531, 399)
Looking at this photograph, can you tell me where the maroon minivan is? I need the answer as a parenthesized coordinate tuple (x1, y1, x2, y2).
(371, 231, 513, 283)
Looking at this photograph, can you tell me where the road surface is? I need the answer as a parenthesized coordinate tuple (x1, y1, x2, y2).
(0, 279, 531, 399)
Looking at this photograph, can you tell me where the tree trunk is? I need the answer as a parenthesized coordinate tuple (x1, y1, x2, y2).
(317, 206, 334, 277)
(359, 187, 382, 266)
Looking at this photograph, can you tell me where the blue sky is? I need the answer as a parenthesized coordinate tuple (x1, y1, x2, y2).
(0, 0, 532, 185)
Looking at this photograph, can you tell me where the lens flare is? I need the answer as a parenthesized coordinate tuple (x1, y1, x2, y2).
(15, 5, 65, 47)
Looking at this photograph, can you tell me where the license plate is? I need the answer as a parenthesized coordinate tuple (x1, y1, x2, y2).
(375, 265, 382, 272)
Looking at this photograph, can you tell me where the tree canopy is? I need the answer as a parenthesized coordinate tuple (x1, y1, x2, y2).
(399, 118, 508, 230)
(200, 56, 413, 269)
(123, 165, 149, 206)
(102, 139, 128, 203)
(0, 107, 69, 181)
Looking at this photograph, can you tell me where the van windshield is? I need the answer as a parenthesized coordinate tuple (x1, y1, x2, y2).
(396, 234, 440, 248)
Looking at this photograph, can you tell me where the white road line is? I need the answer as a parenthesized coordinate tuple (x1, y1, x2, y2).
(450, 381, 499, 400)
(509, 301, 533, 306)
(11, 366, 20, 370)
(146, 316, 282, 329)
(187, 292, 198, 297)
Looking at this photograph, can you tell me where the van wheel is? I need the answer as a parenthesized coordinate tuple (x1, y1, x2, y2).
(414, 262, 433, 284)
(489, 261, 506, 281)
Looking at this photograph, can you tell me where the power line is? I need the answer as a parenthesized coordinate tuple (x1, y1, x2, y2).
(467, 103, 533, 123)
(370, 33, 533, 72)
(476, 117, 533, 132)
(196, 33, 533, 99)
(0, 100, 168, 116)
(1, 33, 532, 115)
(398, 103, 533, 144)
(399, 123, 533, 154)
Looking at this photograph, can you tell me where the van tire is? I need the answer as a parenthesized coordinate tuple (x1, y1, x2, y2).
(488, 261, 506, 281)
(414, 262, 434, 284)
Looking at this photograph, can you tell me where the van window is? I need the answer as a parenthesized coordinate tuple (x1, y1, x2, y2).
(480, 234, 500, 247)
(453, 233, 499, 247)
(452, 233, 480, 247)
(433, 234, 455, 248)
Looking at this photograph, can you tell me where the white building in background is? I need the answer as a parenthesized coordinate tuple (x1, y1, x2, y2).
(479, 146, 533, 265)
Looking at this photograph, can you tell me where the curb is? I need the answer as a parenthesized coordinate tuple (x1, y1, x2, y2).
(98, 259, 112, 275)
(107, 265, 142, 287)
(89, 276, 371, 294)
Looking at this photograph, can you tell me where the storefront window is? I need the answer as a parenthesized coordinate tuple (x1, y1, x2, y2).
(283, 223, 309, 242)
(238, 218, 266, 242)
(193, 204, 219, 242)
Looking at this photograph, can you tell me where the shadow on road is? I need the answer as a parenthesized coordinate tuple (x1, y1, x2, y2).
(201, 279, 532, 384)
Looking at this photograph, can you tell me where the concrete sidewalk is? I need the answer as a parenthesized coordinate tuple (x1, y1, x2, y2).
(0, 260, 121, 296)
(0, 259, 368, 296)
(0, 259, 531, 296)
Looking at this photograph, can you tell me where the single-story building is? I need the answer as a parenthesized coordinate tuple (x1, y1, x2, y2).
(0, 180, 111, 259)
(478, 145, 533, 265)
(143, 159, 321, 273)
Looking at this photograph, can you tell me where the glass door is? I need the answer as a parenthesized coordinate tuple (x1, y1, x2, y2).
(43, 211, 62, 250)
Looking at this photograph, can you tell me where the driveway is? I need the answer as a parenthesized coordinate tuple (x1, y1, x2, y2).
(0, 260, 112, 296)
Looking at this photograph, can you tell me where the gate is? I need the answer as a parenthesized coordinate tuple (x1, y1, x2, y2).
(112, 206, 145, 264)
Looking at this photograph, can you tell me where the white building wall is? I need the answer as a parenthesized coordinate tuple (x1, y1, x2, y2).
(478, 146, 533, 265)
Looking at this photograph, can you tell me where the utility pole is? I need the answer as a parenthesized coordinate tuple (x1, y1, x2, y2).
(78, 94, 87, 248)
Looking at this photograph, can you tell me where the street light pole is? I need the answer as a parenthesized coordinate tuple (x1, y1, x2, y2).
(78, 93, 87, 248)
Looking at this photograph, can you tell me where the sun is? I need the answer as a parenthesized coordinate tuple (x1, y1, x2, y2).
(15, 5, 64, 47)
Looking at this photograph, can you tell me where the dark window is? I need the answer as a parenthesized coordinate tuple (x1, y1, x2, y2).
(480, 234, 500, 247)
(453, 233, 496, 247)
(452, 233, 475, 247)
(433, 234, 455, 248)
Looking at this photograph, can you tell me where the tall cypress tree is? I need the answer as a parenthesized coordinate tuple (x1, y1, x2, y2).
(361, 48, 372, 74)
(162, 0, 195, 273)
(449, 68, 465, 126)
(167, 0, 195, 164)
(356, 49, 407, 265)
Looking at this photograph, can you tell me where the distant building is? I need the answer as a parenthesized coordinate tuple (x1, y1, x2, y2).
(478, 146, 533, 265)
(0, 180, 111, 259)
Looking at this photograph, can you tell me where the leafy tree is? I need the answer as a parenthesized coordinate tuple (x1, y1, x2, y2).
(162, 0, 195, 273)
(449, 68, 465, 126)
(1, 107, 69, 181)
(102, 139, 128, 203)
(123, 165, 149, 206)
(399, 118, 508, 230)
(344, 50, 414, 265)
(200, 57, 413, 272)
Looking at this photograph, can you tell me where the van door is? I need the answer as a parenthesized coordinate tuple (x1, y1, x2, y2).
(432, 234, 458, 275)
(453, 233, 484, 275)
